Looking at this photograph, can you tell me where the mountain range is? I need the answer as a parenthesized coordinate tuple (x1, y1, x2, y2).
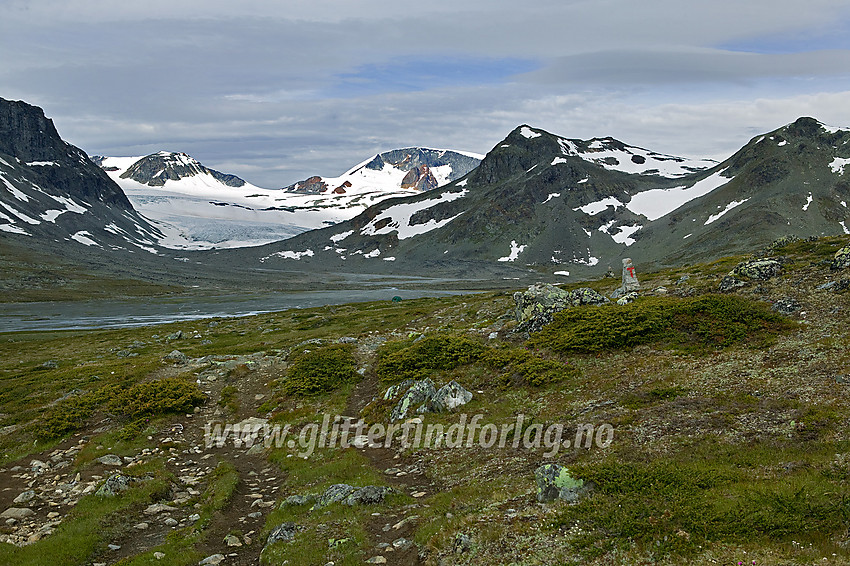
(234, 119, 850, 279)
(2, 96, 850, 290)
(96, 148, 482, 249)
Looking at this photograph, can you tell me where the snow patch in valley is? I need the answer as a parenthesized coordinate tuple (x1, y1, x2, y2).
(551, 157, 567, 166)
(456, 179, 468, 187)
(626, 170, 733, 221)
(363, 249, 381, 258)
(704, 199, 749, 225)
(383, 257, 396, 261)
(554, 271, 570, 276)
(498, 240, 527, 262)
(803, 192, 813, 211)
(27, 161, 58, 167)
(542, 193, 561, 204)
(841, 221, 850, 235)
(262, 249, 315, 261)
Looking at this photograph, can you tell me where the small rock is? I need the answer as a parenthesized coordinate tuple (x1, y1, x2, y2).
(164, 350, 188, 364)
(96, 473, 135, 497)
(719, 275, 746, 292)
(454, 533, 472, 554)
(166, 331, 183, 341)
(41, 360, 58, 369)
(366, 557, 387, 564)
(188, 513, 201, 522)
(134, 522, 150, 530)
(224, 534, 242, 547)
(47, 512, 60, 519)
(164, 517, 178, 527)
(0, 508, 34, 520)
(279, 494, 314, 508)
(13, 490, 36, 504)
(96, 454, 123, 467)
(266, 522, 300, 545)
(108, 544, 121, 551)
(154, 552, 166, 560)
(199, 554, 225, 566)
(772, 298, 802, 315)
(427, 381, 472, 413)
(145, 503, 177, 515)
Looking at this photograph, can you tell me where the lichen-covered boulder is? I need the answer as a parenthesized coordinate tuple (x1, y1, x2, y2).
(832, 244, 850, 270)
(772, 298, 801, 315)
(345, 485, 393, 505)
(389, 379, 436, 422)
(514, 283, 608, 332)
(266, 522, 300, 546)
(535, 464, 585, 503)
(428, 381, 473, 413)
(96, 473, 137, 497)
(279, 494, 314, 508)
(312, 484, 357, 509)
(731, 259, 781, 280)
(311, 484, 393, 509)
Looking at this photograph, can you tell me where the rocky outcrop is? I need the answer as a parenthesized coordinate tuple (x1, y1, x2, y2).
(401, 165, 438, 191)
(534, 464, 587, 503)
(384, 379, 473, 421)
(514, 283, 608, 332)
(833, 244, 850, 270)
(731, 259, 782, 280)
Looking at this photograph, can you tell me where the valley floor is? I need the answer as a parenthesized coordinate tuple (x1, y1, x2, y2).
(1, 236, 849, 565)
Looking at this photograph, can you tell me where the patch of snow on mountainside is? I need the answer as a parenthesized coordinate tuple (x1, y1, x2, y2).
(574, 197, 624, 216)
(498, 240, 527, 262)
(360, 189, 469, 240)
(704, 199, 749, 225)
(829, 157, 850, 175)
(576, 139, 717, 178)
(626, 169, 733, 221)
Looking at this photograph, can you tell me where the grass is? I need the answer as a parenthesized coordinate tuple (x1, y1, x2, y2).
(554, 439, 850, 560)
(0, 459, 173, 566)
(1, 239, 850, 564)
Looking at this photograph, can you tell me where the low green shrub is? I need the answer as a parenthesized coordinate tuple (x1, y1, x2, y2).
(376, 334, 486, 382)
(482, 346, 578, 388)
(106, 378, 205, 420)
(281, 344, 359, 396)
(530, 294, 792, 355)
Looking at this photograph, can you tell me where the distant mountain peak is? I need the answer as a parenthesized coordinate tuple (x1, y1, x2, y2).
(284, 147, 483, 195)
(118, 151, 246, 188)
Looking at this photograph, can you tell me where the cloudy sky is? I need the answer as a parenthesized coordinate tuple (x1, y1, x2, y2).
(2, 0, 850, 187)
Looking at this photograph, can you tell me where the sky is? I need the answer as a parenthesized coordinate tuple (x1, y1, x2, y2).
(2, 0, 850, 188)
